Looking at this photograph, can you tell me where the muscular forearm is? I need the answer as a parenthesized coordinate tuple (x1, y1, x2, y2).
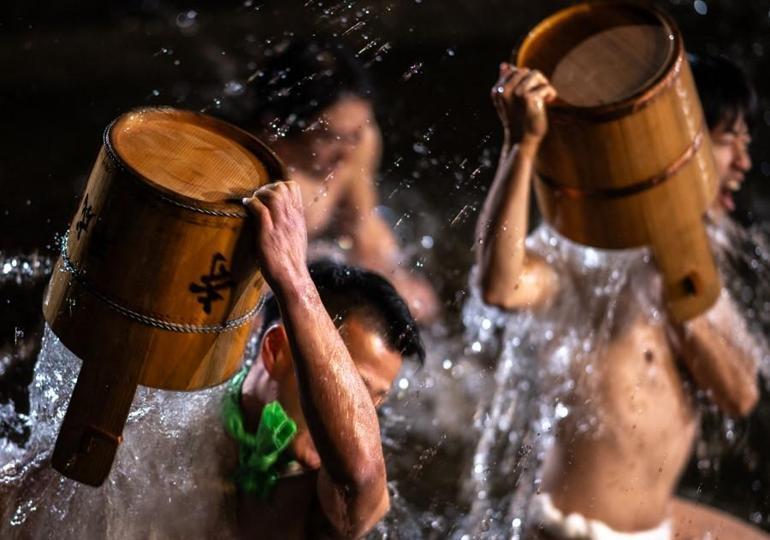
(475, 140, 537, 301)
(245, 182, 388, 538)
(272, 273, 386, 489)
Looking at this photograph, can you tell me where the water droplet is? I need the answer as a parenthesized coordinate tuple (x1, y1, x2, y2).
(402, 61, 423, 81)
(224, 80, 245, 96)
(176, 10, 198, 29)
(555, 402, 569, 419)
(412, 142, 428, 155)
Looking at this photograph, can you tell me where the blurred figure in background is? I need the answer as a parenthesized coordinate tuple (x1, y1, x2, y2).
(241, 39, 438, 322)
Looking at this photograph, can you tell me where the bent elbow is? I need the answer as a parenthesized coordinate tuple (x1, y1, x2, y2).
(346, 493, 389, 540)
(344, 461, 389, 539)
(734, 384, 759, 417)
(481, 287, 516, 311)
(478, 270, 518, 311)
(366, 494, 390, 535)
(719, 382, 759, 418)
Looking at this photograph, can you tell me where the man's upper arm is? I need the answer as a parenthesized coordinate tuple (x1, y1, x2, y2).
(339, 153, 378, 228)
(677, 290, 760, 416)
(337, 152, 403, 269)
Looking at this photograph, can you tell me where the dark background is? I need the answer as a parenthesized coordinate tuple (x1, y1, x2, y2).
(2, 0, 770, 531)
(2, 0, 770, 256)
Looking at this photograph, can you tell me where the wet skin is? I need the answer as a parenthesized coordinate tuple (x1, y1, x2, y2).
(476, 64, 761, 536)
(238, 181, 402, 539)
(266, 97, 438, 322)
(237, 317, 402, 540)
(540, 317, 698, 530)
(710, 115, 752, 216)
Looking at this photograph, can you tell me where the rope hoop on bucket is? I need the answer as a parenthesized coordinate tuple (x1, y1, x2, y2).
(59, 237, 261, 334)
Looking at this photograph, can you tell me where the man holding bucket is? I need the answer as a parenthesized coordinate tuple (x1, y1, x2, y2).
(474, 52, 765, 540)
(224, 181, 425, 539)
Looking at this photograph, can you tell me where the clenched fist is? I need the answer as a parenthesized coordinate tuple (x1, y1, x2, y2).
(243, 181, 309, 294)
(492, 63, 557, 148)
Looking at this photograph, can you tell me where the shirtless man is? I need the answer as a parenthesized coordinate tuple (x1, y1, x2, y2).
(475, 60, 763, 539)
(228, 181, 425, 539)
(244, 39, 438, 321)
(671, 53, 764, 539)
(691, 53, 755, 220)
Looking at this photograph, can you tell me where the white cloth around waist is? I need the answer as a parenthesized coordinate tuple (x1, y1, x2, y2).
(529, 493, 671, 540)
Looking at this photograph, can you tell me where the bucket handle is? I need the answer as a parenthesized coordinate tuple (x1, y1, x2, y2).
(52, 356, 144, 486)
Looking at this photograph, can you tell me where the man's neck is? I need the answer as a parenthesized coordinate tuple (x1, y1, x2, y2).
(240, 360, 277, 431)
(240, 361, 321, 469)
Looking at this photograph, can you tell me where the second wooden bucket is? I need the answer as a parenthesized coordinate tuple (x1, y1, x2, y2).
(516, 1, 720, 322)
(43, 107, 286, 486)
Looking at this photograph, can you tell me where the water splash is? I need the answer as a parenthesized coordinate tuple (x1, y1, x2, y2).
(3, 218, 770, 537)
(1, 327, 238, 539)
(0, 253, 53, 287)
(457, 220, 770, 537)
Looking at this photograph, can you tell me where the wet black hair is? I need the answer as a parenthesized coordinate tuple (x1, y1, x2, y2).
(690, 53, 757, 132)
(248, 38, 373, 137)
(258, 259, 425, 364)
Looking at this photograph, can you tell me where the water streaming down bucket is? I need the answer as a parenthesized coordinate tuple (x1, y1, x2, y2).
(1, 325, 241, 539)
(0, 2, 770, 538)
(42, 107, 284, 486)
(458, 225, 658, 538)
(517, 2, 721, 323)
(458, 220, 770, 538)
(2, 226, 770, 537)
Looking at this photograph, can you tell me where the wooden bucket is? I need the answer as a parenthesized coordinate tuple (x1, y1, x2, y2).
(516, 1, 720, 322)
(43, 107, 285, 486)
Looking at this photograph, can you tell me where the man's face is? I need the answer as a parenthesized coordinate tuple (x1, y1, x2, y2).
(337, 315, 403, 408)
(276, 313, 403, 428)
(301, 96, 376, 177)
(710, 113, 752, 214)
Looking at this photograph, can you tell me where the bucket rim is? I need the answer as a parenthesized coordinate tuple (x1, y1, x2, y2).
(103, 106, 287, 218)
(515, 0, 684, 122)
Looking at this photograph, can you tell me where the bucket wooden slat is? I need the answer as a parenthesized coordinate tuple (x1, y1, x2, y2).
(43, 107, 286, 486)
(517, 1, 720, 321)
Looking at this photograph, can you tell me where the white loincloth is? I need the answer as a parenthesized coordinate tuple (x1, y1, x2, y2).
(529, 493, 671, 540)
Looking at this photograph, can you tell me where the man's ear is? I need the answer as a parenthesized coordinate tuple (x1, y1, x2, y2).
(260, 324, 293, 380)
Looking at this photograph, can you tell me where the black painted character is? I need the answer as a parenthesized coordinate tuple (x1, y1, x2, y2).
(75, 195, 96, 240)
(189, 253, 235, 314)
